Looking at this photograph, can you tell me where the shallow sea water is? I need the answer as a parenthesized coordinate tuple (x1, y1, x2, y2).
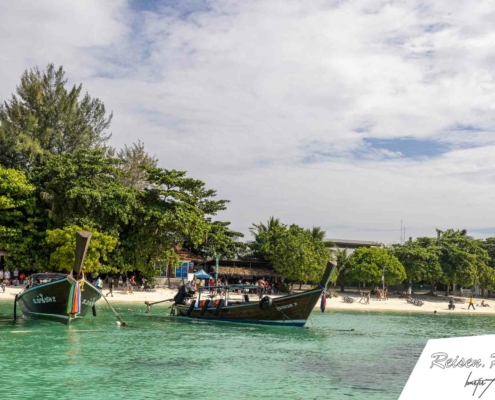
(0, 299, 492, 400)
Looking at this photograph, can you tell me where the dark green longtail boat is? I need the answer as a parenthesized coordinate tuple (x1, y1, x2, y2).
(15, 232, 102, 324)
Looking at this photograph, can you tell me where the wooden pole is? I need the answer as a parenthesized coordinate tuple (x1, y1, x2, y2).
(73, 231, 92, 277)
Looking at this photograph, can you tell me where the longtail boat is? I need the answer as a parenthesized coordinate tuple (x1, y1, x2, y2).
(168, 262, 336, 327)
(15, 231, 102, 324)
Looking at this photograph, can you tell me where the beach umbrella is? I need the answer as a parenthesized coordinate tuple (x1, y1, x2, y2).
(194, 269, 212, 280)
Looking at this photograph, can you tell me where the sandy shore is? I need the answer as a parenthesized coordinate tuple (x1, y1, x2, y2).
(2, 286, 494, 315)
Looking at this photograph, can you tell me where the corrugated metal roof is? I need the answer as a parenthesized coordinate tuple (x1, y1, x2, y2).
(326, 239, 378, 247)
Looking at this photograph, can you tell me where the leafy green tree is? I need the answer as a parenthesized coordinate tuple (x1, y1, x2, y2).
(115, 167, 228, 277)
(0, 166, 35, 210)
(34, 148, 136, 236)
(346, 247, 406, 288)
(436, 229, 489, 295)
(391, 237, 442, 294)
(0, 64, 112, 169)
(0, 165, 50, 270)
(262, 224, 330, 283)
(189, 220, 245, 261)
(46, 225, 117, 274)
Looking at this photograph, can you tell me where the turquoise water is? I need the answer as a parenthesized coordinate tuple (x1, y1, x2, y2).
(0, 300, 493, 400)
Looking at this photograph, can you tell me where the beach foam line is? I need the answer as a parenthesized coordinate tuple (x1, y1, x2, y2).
(10, 331, 31, 334)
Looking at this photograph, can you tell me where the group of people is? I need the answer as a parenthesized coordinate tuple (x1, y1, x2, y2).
(374, 286, 388, 301)
(91, 274, 148, 297)
(0, 268, 25, 287)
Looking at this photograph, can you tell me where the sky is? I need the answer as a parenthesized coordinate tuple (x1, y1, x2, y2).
(1, 0, 495, 244)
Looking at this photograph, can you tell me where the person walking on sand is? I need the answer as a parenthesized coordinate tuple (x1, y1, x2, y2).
(468, 295, 475, 310)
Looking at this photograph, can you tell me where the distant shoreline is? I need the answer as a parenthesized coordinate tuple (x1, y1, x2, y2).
(2, 286, 495, 315)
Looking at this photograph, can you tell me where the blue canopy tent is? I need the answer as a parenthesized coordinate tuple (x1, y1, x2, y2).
(194, 269, 212, 280)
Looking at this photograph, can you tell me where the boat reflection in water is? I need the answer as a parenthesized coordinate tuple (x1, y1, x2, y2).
(15, 231, 102, 325)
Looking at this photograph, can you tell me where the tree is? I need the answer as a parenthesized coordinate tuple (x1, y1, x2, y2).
(261, 224, 330, 283)
(248, 217, 286, 261)
(0, 165, 50, 270)
(306, 226, 326, 241)
(45, 225, 118, 274)
(436, 229, 489, 295)
(346, 247, 406, 288)
(0, 64, 112, 169)
(334, 248, 350, 291)
(188, 220, 245, 261)
(391, 237, 442, 295)
(117, 140, 158, 191)
(34, 148, 137, 237)
(114, 167, 229, 277)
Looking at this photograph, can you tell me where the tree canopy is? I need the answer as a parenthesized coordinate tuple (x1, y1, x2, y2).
(0, 64, 112, 169)
(248, 219, 330, 283)
(346, 247, 406, 286)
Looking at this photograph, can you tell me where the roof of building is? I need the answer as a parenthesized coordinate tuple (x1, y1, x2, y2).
(174, 246, 204, 263)
(326, 239, 379, 248)
(218, 265, 276, 277)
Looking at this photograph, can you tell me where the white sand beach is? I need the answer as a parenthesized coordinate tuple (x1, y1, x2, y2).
(2, 285, 495, 315)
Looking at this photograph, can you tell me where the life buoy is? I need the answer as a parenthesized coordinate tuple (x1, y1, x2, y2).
(259, 296, 273, 310)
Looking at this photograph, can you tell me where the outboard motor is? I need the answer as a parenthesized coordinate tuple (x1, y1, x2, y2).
(175, 282, 198, 305)
(174, 285, 187, 305)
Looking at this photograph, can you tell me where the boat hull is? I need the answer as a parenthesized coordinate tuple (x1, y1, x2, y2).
(175, 288, 323, 327)
(16, 277, 101, 324)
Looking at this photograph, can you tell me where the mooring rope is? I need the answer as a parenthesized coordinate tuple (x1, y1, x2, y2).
(101, 293, 129, 327)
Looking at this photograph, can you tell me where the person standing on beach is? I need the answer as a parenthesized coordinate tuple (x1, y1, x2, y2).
(106, 276, 114, 297)
(4, 269, 10, 285)
(468, 296, 475, 310)
(95, 277, 103, 291)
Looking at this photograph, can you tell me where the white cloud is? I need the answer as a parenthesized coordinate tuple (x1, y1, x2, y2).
(2, 0, 495, 243)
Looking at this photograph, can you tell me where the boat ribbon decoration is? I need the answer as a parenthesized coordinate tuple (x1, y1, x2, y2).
(318, 283, 326, 313)
(67, 273, 82, 315)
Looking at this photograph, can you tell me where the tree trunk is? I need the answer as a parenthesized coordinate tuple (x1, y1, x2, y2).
(358, 282, 361, 291)
(428, 281, 436, 296)
(340, 284, 345, 292)
(482, 288, 486, 297)
(299, 282, 303, 290)
(445, 284, 450, 296)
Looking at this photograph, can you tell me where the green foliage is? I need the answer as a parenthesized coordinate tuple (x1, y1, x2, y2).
(46, 225, 117, 274)
(189, 220, 245, 261)
(248, 217, 286, 261)
(0, 166, 35, 210)
(0, 165, 50, 271)
(334, 248, 350, 288)
(114, 167, 229, 276)
(436, 229, 489, 289)
(0, 64, 112, 169)
(346, 247, 406, 286)
(390, 237, 442, 288)
(34, 148, 136, 236)
(255, 223, 330, 282)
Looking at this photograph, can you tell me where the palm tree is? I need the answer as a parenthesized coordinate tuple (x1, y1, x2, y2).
(306, 226, 326, 241)
(249, 216, 285, 236)
(335, 248, 349, 292)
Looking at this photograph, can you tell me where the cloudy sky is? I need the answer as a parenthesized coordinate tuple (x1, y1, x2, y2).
(1, 0, 495, 243)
